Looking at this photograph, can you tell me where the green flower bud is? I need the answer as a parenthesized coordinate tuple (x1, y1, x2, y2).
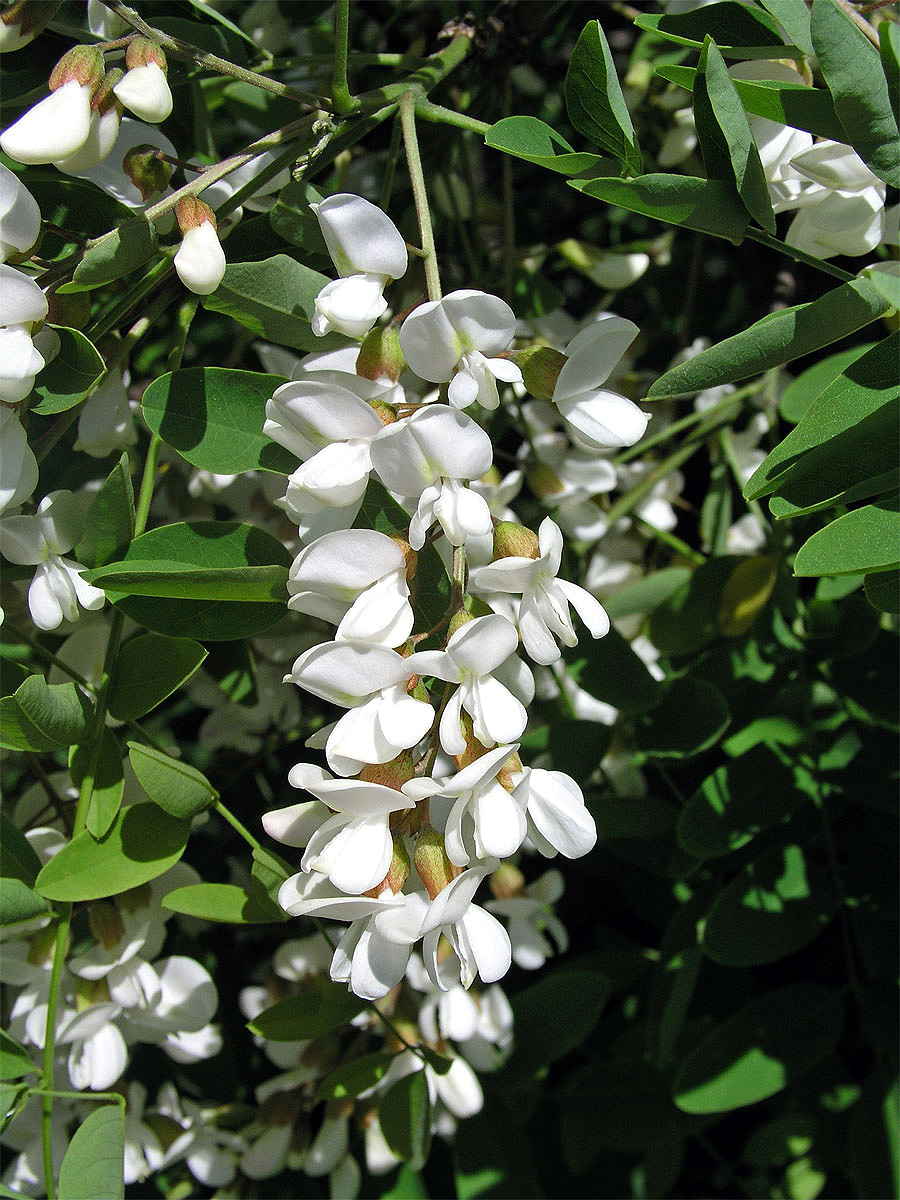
(356, 325, 404, 383)
(414, 825, 460, 900)
(123, 142, 173, 201)
(509, 345, 566, 402)
(492, 520, 540, 560)
(49, 44, 105, 93)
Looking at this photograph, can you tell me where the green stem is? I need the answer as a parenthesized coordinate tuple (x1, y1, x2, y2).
(40, 916, 70, 1199)
(613, 384, 755, 465)
(213, 797, 264, 853)
(331, 0, 358, 115)
(719, 428, 770, 531)
(99, 0, 331, 108)
(633, 516, 707, 564)
(400, 91, 441, 302)
(745, 228, 854, 283)
(413, 98, 490, 135)
(604, 439, 702, 527)
(88, 258, 176, 342)
(354, 34, 472, 113)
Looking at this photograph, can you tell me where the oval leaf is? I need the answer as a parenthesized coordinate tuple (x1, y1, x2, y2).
(316, 1051, 397, 1101)
(0, 878, 49, 927)
(162, 881, 284, 924)
(58, 1104, 124, 1200)
(108, 634, 207, 720)
(485, 115, 609, 176)
(35, 804, 191, 902)
(379, 1069, 432, 1172)
(70, 727, 125, 840)
(0, 1031, 37, 1082)
(248, 982, 367, 1041)
(76, 453, 136, 570)
(29, 327, 105, 416)
(794, 500, 900, 578)
(571, 173, 749, 243)
(564, 21, 641, 172)
(71, 217, 158, 290)
(0, 676, 91, 752)
(127, 742, 216, 819)
(636, 678, 731, 759)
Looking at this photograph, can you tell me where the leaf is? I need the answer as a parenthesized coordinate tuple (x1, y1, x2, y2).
(268, 179, 329, 252)
(0, 1031, 37, 1081)
(757, 0, 814, 55)
(58, 1104, 124, 1200)
(635, 2, 798, 57)
(794, 498, 900, 577)
(97, 520, 291, 640)
(455, 1097, 543, 1198)
(83, 560, 289, 602)
(379, 1070, 432, 1172)
(485, 116, 610, 176)
(316, 1051, 397, 1100)
(70, 217, 158, 290)
(76, 454, 135, 570)
(203, 255, 344, 351)
(658, 64, 845, 141)
(673, 985, 845, 1113)
(127, 742, 217, 819)
(247, 982, 367, 1040)
(811, 0, 900, 187)
(702, 842, 838, 966)
(70, 727, 124, 840)
(162, 881, 285, 923)
(565, 626, 662, 714)
(35, 804, 191, 902)
(0, 676, 91, 752)
(862, 263, 900, 313)
(717, 555, 778, 636)
(677, 744, 799, 858)
(29, 327, 105, 416)
(502, 971, 609, 1081)
(0, 812, 42, 885)
(0, 878, 49, 927)
(564, 21, 641, 172)
(636, 678, 731, 759)
(141, 368, 297, 475)
(864, 568, 900, 614)
(602, 566, 693, 619)
(777, 342, 875, 424)
(648, 276, 890, 398)
(108, 634, 207, 721)
(570, 174, 749, 243)
(649, 557, 743, 656)
(693, 37, 775, 232)
(381, 1165, 429, 1199)
(882, 22, 900, 123)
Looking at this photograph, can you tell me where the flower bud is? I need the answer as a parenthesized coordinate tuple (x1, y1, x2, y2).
(174, 217, 226, 295)
(124, 36, 167, 72)
(49, 45, 105, 92)
(496, 749, 524, 792)
(447, 608, 475, 640)
(489, 861, 525, 900)
(87, 901, 125, 950)
(356, 325, 405, 383)
(511, 345, 566, 402)
(369, 398, 398, 427)
(366, 833, 411, 896)
(122, 143, 172, 201)
(358, 749, 415, 791)
(492, 520, 540, 560)
(0, 78, 94, 165)
(114, 57, 173, 124)
(0, 1, 60, 53)
(526, 462, 565, 500)
(175, 195, 215, 235)
(414, 825, 460, 900)
(453, 711, 488, 771)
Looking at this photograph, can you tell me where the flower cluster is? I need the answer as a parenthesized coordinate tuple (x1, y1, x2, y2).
(261, 195, 651, 1001)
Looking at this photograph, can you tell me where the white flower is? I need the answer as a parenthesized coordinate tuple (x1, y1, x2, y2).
(408, 615, 528, 755)
(65, 117, 177, 209)
(287, 528, 414, 646)
(468, 516, 610, 665)
(74, 369, 137, 457)
(0, 408, 38, 513)
(398, 290, 522, 410)
(369, 406, 494, 550)
(173, 220, 226, 295)
(114, 62, 173, 124)
(0, 163, 41, 261)
(312, 273, 391, 339)
(784, 140, 886, 259)
(551, 315, 649, 449)
(486, 869, 569, 969)
(54, 106, 121, 174)
(513, 766, 597, 858)
(0, 80, 94, 165)
(0, 490, 105, 630)
(0, 262, 48, 327)
(417, 866, 511, 990)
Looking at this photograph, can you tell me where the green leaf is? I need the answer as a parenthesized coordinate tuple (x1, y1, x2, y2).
(0, 1031, 37, 1081)
(717, 555, 778, 636)
(602, 566, 693, 619)
(882, 22, 900, 122)
(673, 985, 845, 1113)
(570, 173, 749, 243)
(379, 1070, 432, 1172)
(677, 744, 798, 858)
(316, 1052, 397, 1101)
(455, 1098, 543, 1197)
(702, 842, 838, 966)
(862, 264, 900, 313)
(97, 520, 291, 640)
(502, 971, 609, 1081)
(127, 742, 216, 819)
(693, 37, 775, 232)
(0, 812, 42, 885)
(162, 881, 285, 923)
(381, 1165, 429, 1199)
(635, 2, 799, 57)
(564, 21, 641, 172)
(657, 65, 845, 141)
(35, 804, 191, 902)
(70, 217, 158, 290)
(247, 982, 367, 1040)
(29, 327, 105, 416)
(0, 878, 49, 927)
(70, 727, 124, 840)
(203, 255, 344, 351)
(778, 342, 875, 424)
(76, 454, 135, 570)
(811, 0, 900, 187)
(108, 634, 207, 720)
(58, 1104, 124, 1200)
(268, 180, 329, 252)
(864, 568, 900, 614)
(794, 499, 900, 577)
(83, 560, 289, 602)
(141, 368, 297, 475)
(648, 276, 890, 398)
(485, 116, 610, 176)
(648, 557, 743, 656)
(757, 0, 814, 55)
(565, 627, 662, 714)
(0, 676, 91, 752)
(636, 678, 731, 759)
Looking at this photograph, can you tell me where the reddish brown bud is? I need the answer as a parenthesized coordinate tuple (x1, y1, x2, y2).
(175, 195, 216, 235)
(49, 45, 104, 93)
(356, 325, 404, 383)
(369, 399, 398, 427)
(358, 750, 415, 791)
(91, 68, 124, 114)
(125, 37, 167, 72)
(391, 535, 417, 583)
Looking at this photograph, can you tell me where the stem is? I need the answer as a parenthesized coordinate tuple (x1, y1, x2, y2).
(331, 0, 358, 115)
(413, 99, 490, 136)
(400, 91, 442, 302)
(719, 428, 770, 531)
(745, 228, 855, 283)
(213, 797, 263, 853)
(99, 0, 332, 108)
(633, 516, 707, 564)
(88, 258, 176, 342)
(40, 916, 70, 1199)
(604, 439, 702, 527)
(613, 385, 754, 465)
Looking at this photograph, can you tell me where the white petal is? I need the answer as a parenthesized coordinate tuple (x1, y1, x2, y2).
(174, 221, 226, 295)
(0, 81, 92, 165)
(113, 62, 173, 124)
(314, 193, 408, 279)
